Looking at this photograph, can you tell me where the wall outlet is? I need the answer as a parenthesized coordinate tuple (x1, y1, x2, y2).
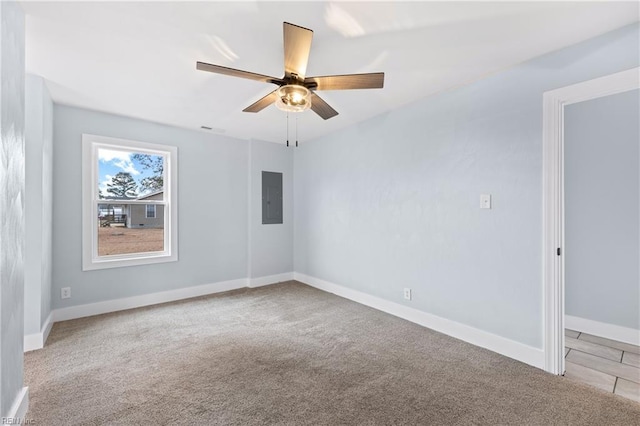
(480, 194, 492, 209)
(403, 288, 412, 301)
(61, 287, 71, 299)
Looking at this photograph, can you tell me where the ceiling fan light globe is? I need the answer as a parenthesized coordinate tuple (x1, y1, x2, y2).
(275, 85, 311, 112)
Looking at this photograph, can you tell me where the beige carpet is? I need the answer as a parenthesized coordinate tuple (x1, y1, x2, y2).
(24, 281, 639, 425)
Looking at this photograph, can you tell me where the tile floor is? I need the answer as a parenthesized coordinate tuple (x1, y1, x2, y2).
(564, 328, 640, 403)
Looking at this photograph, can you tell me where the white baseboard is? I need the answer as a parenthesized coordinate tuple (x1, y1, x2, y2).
(49, 273, 292, 326)
(53, 278, 249, 323)
(248, 272, 294, 288)
(42, 310, 54, 344)
(24, 311, 54, 352)
(23, 333, 41, 353)
(5, 387, 28, 422)
(294, 272, 545, 370)
(26, 275, 293, 352)
(565, 315, 640, 346)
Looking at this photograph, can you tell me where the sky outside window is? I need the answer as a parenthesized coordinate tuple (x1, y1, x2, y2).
(98, 148, 164, 198)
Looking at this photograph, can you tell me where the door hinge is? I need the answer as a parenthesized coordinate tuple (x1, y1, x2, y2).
(557, 247, 561, 256)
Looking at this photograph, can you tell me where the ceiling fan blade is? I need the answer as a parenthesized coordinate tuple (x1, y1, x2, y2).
(310, 92, 338, 120)
(283, 22, 313, 81)
(243, 90, 279, 113)
(305, 73, 385, 91)
(197, 62, 282, 85)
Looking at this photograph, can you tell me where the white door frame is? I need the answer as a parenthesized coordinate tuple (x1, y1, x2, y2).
(542, 67, 639, 375)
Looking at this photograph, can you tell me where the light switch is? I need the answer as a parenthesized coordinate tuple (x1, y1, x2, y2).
(480, 194, 491, 209)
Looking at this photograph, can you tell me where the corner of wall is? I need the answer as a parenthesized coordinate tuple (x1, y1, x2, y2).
(5, 387, 28, 423)
(24, 73, 54, 339)
(0, 0, 27, 417)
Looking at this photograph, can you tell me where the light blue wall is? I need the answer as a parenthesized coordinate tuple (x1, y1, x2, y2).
(294, 23, 640, 349)
(0, 0, 26, 416)
(249, 140, 294, 278)
(565, 89, 639, 330)
(52, 106, 249, 309)
(41, 81, 53, 327)
(24, 74, 53, 336)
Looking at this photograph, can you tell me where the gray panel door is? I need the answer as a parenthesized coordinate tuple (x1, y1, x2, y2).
(262, 171, 283, 224)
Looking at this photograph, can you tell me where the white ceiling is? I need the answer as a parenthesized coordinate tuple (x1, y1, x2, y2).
(22, 1, 639, 143)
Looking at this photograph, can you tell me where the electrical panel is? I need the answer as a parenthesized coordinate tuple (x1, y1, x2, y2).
(262, 171, 283, 224)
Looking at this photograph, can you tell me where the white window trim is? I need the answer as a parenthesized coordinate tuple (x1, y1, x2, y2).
(146, 204, 156, 219)
(82, 134, 178, 271)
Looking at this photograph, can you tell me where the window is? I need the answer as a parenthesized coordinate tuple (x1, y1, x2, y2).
(82, 134, 178, 270)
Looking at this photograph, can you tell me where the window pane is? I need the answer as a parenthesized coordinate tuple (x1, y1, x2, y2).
(96, 148, 165, 257)
(98, 202, 165, 256)
(97, 148, 164, 201)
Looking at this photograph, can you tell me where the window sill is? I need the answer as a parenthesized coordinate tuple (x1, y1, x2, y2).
(82, 252, 177, 271)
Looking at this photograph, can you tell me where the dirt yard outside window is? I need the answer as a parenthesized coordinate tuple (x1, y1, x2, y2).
(98, 226, 164, 256)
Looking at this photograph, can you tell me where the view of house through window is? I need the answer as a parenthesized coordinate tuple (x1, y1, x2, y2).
(97, 148, 165, 256)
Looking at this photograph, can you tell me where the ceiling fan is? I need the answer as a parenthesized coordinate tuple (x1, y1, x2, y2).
(197, 22, 384, 120)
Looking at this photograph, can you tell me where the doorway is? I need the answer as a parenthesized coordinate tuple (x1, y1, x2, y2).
(542, 67, 640, 376)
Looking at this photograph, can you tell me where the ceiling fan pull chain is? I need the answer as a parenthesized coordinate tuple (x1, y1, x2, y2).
(286, 113, 289, 147)
(296, 116, 299, 147)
